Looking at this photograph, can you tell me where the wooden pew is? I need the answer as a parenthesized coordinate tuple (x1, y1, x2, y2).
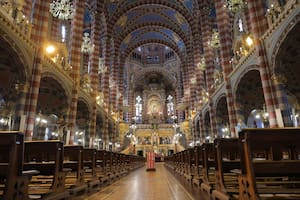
(0, 131, 37, 200)
(238, 128, 300, 200)
(183, 148, 195, 182)
(118, 153, 128, 177)
(95, 150, 110, 184)
(176, 151, 184, 175)
(130, 155, 145, 170)
(164, 154, 174, 170)
(83, 148, 100, 190)
(212, 138, 240, 200)
(63, 145, 87, 195)
(192, 145, 203, 187)
(174, 152, 180, 173)
(24, 140, 69, 199)
(201, 143, 216, 195)
(104, 151, 115, 181)
(111, 152, 121, 178)
(124, 154, 131, 173)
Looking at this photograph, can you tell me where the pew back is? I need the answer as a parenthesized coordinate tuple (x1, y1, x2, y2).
(24, 140, 64, 175)
(238, 128, 300, 199)
(0, 131, 24, 178)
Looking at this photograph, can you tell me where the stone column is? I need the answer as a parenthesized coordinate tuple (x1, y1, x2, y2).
(215, 0, 237, 136)
(67, 0, 85, 144)
(247, 0, 278, 127)
(272, 74, 293, 126)
(24, 0, 50, 140)
(89, 11, 101, 147)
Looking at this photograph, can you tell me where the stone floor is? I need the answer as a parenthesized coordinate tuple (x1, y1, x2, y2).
(74, 163, 209, 200)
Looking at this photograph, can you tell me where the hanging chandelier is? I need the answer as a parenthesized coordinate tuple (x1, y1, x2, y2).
(224, 0, 247, 14)
(49, 0, 74, 20)
(81, 32, 93, 54)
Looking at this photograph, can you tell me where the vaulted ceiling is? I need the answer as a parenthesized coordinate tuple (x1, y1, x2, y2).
(83, 0, 212, 96)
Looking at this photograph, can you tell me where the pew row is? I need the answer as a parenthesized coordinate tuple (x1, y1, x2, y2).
(24, 140, 70, 200)
(238, 128, 300, 200)
(0, 131, 38, 200)
(1, 133, 146, 199)
(165, 128, 300, 200)
(212, 138, 240, 200)
(64, 145, 87, 195)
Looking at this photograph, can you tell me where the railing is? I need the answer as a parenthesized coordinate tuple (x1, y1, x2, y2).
(43, 54, 73, 83)
(0, 0, 32, 39)
(265, 0, 297, 28)
(227, 0, 298, 78)
(135, 124, 175, 129)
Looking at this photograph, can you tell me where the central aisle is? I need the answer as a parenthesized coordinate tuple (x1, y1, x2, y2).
(77, 163, 207, 200)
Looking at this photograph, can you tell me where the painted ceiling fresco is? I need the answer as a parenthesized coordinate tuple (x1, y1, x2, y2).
(83, 0, 197, 57)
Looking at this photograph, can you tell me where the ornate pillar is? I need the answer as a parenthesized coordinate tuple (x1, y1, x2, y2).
(200, 4, 214, 95)
(50, 16, 60, 41)
(247, 0, 278, 127)
(235, 102, 246, 124)
(14, 83, 29, 131)
(199, 113, 205, 144)
(272, 74, 293, 126)
(68, 0, 85, 144)
(22, 0, 32, 18)
(101, 36, 110, 111)
(215, 0, 237, 136)
(24, 0, 50, 140)
(115, 57, 124, 122)
(127, 83, 134, 122)
(209, 102, 218, 138)
(100, 36, 110, 148)
(103, 115, 109, 150)
(89, 11, 101, 147)
(192, 8, 205, 110)
(110, 38, 118, 113)
(199, 2, 218, 138)
(112, 122, 116, 151)
(177, 68, 185, 122)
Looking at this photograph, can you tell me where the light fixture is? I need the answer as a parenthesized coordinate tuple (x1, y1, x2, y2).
(49, 0, 74, 20)
(245, 35, 253, 47)
(171, 115, 177, 121)
(262, 104, 269, 121)
(130, 124, 137, 130)
(202, 88, 209, 104)
(98, 57, 107, 74)
(184, 87, 191, 95)
(109, 79, 115, 89)
(197, 56, 206, 70)
(209, 29, 220, 49)
(266, 2, 281, 22)
(0, 118, 8, 125)
(190, 75, 197, 84)
(116, 91, 122, 100)
(96, 92, 104, 106)
(81, 32, 93, 54)
(224, 0, 247, 14)
(46, 45, 56, 54)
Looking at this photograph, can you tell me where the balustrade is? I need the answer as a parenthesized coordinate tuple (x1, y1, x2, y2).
(0, 0, 32, 38)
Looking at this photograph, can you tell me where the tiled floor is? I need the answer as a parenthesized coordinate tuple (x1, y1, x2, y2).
(76, 163, 208, 200)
